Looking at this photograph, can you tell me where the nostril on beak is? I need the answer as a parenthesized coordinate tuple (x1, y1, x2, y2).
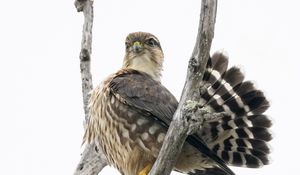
(133, 41, 143, 53)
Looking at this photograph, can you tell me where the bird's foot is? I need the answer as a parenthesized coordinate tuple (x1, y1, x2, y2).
(138, 164, 152, 175)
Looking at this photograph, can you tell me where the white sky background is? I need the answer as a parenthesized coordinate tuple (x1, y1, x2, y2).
(0, 0, 299, 174)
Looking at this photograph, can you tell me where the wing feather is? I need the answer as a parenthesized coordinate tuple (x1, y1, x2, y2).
(109, 69, 177, 125)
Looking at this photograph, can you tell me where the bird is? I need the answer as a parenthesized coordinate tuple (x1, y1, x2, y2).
(83, 32, 272, 175)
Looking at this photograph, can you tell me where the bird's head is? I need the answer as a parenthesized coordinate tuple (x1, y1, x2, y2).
(122, 32, 164, 81)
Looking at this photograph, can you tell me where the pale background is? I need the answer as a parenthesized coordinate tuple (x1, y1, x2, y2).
(0, 0, 299, 174)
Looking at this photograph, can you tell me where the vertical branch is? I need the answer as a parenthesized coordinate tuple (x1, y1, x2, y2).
(149, 1, 218, 175)
(74, 0, 107, 175)
(77, 0, 94, 121)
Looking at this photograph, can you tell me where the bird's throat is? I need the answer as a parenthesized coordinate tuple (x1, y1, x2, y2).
(124, 55, 162, 82)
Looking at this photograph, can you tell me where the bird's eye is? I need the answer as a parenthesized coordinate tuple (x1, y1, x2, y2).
(146, 38, 158, 47)
(125, 42, 130, 49)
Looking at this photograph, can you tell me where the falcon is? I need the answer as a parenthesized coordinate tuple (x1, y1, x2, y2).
(84, 32, 272, 175)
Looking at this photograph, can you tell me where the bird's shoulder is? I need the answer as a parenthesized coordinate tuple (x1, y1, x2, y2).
(106, 68, 178, 125)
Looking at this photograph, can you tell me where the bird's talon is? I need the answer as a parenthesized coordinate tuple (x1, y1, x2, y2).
(138, 164, 152, 175)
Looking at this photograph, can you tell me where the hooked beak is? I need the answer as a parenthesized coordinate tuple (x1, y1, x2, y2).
(132, 41, 143, 53)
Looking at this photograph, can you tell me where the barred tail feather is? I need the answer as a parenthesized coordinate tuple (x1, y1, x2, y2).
(203, 52, 229, 84)
(188, 167, 229, 175)
(198, 51, 272, 169)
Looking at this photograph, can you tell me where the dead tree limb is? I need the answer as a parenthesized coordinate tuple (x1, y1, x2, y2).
(149, 0, 218, 175)
(73, 0, 107, 175)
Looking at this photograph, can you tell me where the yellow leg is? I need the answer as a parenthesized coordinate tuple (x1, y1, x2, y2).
(138, 164, 152, 175)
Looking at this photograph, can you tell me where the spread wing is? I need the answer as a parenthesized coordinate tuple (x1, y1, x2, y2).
(109, 69, 234, 175)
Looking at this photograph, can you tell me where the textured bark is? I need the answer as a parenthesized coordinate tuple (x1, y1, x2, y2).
(73, 0, 107, 175)
(74, 143, 107, 175)
(149, 0, 218, 175)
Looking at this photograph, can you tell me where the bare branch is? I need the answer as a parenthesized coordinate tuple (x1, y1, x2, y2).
(77, 0, 94, 121)
(74, 143, 107, 175)
(149, 1, 218, 175)
(73, 0, 107, 174)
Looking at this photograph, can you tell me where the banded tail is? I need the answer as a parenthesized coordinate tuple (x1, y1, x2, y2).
(190, 51, 272, 174)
